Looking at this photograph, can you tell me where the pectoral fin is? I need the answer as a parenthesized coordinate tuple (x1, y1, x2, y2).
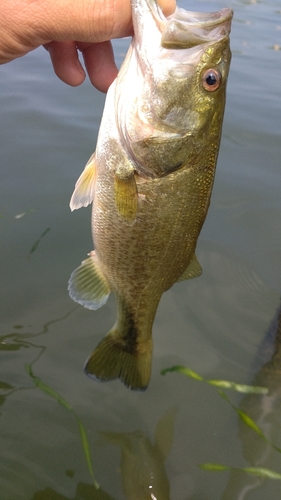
(68, 251, 111, 310)
(177, 254, 202, 282)
(70, 153, 97, 211)
(114, 162, 138, 222)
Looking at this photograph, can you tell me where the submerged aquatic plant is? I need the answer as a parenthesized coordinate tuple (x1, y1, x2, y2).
(25, 363, 99, 490)
(15, 208, 36, 219)
(219, 390, 281, 455)
(29, 227, 51, 255)
(161, 365, 268, 394)
(199, 463, 281, 480)
(161, 364, 281, 482)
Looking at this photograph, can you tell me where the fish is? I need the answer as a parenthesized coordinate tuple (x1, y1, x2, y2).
(68, 0, 233, 390)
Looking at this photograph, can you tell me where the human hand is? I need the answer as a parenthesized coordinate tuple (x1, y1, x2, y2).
(0, 0, 176, 92)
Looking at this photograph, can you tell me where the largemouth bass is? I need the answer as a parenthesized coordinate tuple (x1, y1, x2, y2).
(69, 0, 233, 390)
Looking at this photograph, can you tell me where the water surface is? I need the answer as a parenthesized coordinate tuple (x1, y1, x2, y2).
(1, 0, 281, 498)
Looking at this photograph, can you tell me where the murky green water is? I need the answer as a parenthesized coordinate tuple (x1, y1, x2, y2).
(1, 0, 281, 498)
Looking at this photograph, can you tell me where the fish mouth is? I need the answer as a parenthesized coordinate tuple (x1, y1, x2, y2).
(116, 1, 233, 179)
(144, 0, 233, 47)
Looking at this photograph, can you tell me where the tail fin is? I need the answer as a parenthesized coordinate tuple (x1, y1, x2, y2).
(84, 329, 153, 391)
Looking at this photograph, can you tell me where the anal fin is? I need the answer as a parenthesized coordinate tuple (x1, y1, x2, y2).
(68, 251, 110, 310)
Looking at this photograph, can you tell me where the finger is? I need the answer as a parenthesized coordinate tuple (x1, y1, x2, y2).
(158, 0, 176, 16)
(44, 40, 86, 87)
(78, 41, 118, 93)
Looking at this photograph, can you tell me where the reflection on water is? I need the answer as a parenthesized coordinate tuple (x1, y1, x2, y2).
(30, 482, 115, 500)
(28, 406, 176, 500)
(1, 308, 175, 498)
(0, 308, 77, 415)
(7, 298, 281, 498)
(221, 303, 281, 498)
(101, 408, 176, 499)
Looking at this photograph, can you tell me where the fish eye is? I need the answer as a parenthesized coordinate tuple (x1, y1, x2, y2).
(202, 69, 221, 92)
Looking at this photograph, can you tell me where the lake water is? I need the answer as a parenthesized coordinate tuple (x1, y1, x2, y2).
(1, 0, 281, 498)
